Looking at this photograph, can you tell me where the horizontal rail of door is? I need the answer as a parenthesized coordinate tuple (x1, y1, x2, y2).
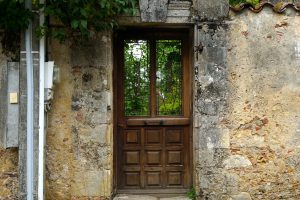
(120, 118, 190, 126)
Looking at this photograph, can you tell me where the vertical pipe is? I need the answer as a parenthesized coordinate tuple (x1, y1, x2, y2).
(25, 0, 34, 199)
(38, 0, 45, 199)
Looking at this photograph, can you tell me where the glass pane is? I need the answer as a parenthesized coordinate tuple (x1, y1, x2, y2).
(124, 40, 150, 116)
(156, 40, 182, 116)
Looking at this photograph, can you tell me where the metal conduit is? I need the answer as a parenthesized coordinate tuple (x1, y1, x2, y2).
(25, 0, 34, 199)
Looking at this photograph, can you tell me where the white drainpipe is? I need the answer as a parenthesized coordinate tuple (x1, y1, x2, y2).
(38, 0, 45, 199)
(25, 0, 34, 199)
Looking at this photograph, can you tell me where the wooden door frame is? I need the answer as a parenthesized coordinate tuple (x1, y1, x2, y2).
(113, 26, 194, 195)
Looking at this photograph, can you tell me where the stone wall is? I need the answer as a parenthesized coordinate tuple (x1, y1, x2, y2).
(0, 45, 19, 199)
(194, 8, 300, 199)
(0, 148, 18, 199)
(45, 2, 300, 200)
(46, 33, 113, 200)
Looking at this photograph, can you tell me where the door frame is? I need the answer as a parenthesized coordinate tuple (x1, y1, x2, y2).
(113, 26, 194, 195)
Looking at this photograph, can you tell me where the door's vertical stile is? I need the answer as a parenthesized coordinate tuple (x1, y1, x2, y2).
(117, 37, 125, 189)
(162, 127, 167, 188)
(182, 37, 190, 118)
(150, 39, 157, 117)
(184, 35, 192, 187)
(184, 126, 189, 187)
(119, 39, 125, 125)
(118, 128, 123, 188)
(141, 127, 145, 188)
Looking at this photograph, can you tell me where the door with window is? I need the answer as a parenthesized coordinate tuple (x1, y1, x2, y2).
(114, 29, 192, 194)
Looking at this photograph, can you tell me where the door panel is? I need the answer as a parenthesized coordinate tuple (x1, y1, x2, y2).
(120, 126, 189, 189)
(115, 29, 191, 193)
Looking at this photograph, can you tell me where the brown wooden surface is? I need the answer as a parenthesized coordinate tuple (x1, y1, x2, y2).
(114, 28, 192, 193)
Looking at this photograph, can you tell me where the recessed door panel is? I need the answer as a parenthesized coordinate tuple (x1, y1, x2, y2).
(125, 172, 140, 187)
(145, 129, 162, 145)
(167, 172, 183, 187)
(146, 172, 162, 187)
(167, 151, 182, 165)
(146, 151, 162, 165)
(124, 130, 140, 145)
(125, 151, 140, 165)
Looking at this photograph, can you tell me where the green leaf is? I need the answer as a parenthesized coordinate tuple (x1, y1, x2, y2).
(80, 8, 88, 18)
(71, 20, 79, 29)
(80, 20, 87, 29)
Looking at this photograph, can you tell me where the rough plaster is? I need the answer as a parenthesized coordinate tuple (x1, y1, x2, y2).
(193, 7, 300, 200)
(46, 33, 113, 200)
(226, 8, 300, 199)
(0, 148, 18, 199)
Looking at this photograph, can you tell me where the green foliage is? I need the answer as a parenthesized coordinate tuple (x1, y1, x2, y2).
(0, 0, 32, 59)
(124, 40, 150, 116)
(186, 187, 197, 200)
(156, 40, 182, 116)
(0, 0, 138, 58)
(0, 0, 32, 32)
(42, 0, 138, 42)
(230, 0, 260, 6)
(123, 39, 183, 117)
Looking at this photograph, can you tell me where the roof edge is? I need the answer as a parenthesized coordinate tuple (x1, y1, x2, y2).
(230, 2, 300, 13)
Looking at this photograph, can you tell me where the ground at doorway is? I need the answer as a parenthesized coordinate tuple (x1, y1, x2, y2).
(113, 194, 190, 200)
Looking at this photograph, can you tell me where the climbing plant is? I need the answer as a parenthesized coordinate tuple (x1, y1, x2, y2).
(0, 0, 32, 59)
(41, 0, 138, 42)
(0, 0, 138, 58)
(230, 0, 260, 6)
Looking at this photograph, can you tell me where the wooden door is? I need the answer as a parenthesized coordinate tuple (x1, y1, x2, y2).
(114, 29, 192, 194)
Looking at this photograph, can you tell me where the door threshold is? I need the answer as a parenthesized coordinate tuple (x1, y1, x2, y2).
(113, 194, 190, 200)
(116, 188, 188, 196)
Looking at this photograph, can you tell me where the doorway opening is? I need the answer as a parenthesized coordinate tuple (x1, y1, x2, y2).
(113, 28, 192, 194)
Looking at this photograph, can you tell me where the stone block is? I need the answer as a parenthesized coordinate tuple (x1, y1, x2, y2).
(160, 197, 190, 200)
(196, 0, 229, 20)
(223, 155, 252, 169)
(139, 0, 168, 22)
(231, 192, 252, 200)
(197, 25, 228, 47)
(71, 170, 111, 197)
(225, 173, 239, 191)
(198, 127, 230, 150)
(113, 195, 157, 200)
(203, 47, 227, 66)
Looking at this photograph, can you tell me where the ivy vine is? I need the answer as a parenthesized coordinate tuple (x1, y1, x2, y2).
(0, 0, 138, 59)
(230, 0, 260, 6)
(41, 0, 138, 42)
(0, 0, 32, 60)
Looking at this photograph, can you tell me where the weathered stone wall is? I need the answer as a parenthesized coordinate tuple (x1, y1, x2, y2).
(45, 1, 192, 199)
(0, 46, 19, 199)
(194, 8, 300, 199)
(45, 2, 300, 200)
(46, 33, 113, 200)
(0, 148, 18, 199)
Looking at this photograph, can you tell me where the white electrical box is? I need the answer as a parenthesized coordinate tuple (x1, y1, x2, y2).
(45, 61, 54, 89)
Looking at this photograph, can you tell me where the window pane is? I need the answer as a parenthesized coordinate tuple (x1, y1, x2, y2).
(156, 40, 182, 116)
(124, 40, 150, 116)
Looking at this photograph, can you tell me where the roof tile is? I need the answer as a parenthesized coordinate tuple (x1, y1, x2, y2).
(230, 0, 300, 13)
